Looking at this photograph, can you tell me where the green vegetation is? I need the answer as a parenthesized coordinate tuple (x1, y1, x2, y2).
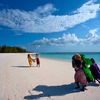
(0, 46, 27, 53)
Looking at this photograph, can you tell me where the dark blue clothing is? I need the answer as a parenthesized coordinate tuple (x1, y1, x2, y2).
(90, 63, 100, 80)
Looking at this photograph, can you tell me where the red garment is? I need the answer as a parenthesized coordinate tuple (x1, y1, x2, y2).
(36, 57, 40, 64)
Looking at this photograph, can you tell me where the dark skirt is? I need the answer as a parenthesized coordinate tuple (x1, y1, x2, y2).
(90, 63, 100, 80)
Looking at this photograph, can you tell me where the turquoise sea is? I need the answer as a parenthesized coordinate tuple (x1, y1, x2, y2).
(40, 52, 100, 64)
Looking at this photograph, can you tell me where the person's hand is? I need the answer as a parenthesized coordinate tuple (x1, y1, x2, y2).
(32, 59, 35, 62)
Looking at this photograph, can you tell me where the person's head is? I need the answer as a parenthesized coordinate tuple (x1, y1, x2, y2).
(91, 58, 95, 63)
(80, 54, 85, 59)
(36, 54, 39, 57)
(28, 54, 31, 57)
(74, 54, 82, 61)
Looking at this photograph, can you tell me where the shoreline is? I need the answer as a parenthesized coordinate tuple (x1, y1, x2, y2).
(40, 56, 71, 63)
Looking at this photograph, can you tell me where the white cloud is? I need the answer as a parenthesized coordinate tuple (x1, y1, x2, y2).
(86, 28, 98, 38)
(32, 28, 100, 46)
(0, 0, 100, 33)
(34, 3, 57, 17)
(86, 28, 100, 43)
(32, 33, 79, 46)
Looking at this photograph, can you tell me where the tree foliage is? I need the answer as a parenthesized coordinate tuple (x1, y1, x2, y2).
(0, 46, 27, 53)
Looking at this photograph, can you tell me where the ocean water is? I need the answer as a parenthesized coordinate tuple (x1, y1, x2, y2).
(40, 52, 100, 64)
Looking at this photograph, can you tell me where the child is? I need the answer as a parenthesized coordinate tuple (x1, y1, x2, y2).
(72, 54, 87, 91)
(27, 54, 33, 67)
(74, 60, 87, 91)
(35, 54, 40, 67)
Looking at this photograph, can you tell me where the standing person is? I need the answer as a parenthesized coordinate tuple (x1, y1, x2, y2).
(74, 60, 87, 91)
(35, 54, 40, 67)
(27, 54, 33, 67)
(72, 54, 87, 91)
(90, 58, 100, 83)
(80, 54, 94, 82)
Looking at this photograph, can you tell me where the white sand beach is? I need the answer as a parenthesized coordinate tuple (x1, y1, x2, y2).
(0, 53, 100, 100)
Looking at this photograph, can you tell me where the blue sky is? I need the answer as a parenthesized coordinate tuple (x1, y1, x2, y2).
(0, 0, 100, 52)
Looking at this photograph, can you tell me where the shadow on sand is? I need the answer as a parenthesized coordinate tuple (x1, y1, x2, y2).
(24, 83, 81, 100)
(88, 82, 100, 87)
(12, 65, 38, 68)
(12, 66, 31, 68)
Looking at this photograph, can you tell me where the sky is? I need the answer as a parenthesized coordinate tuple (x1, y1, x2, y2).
(0, 0, 100, 52)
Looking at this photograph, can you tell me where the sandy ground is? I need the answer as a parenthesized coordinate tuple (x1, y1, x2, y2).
(0, 53, 100, 100)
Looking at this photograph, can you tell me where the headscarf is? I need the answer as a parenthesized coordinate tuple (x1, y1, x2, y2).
(74, 53, 82, 61)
